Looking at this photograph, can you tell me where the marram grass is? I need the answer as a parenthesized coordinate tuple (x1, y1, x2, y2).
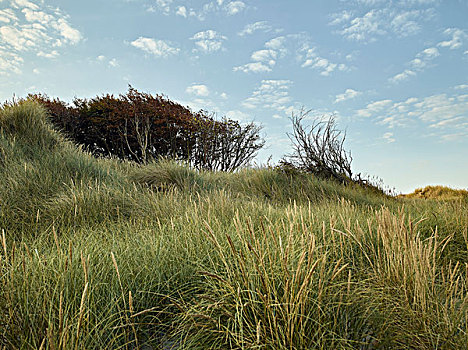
(0, 102, 467, 349)
(400, 185, 468, 201)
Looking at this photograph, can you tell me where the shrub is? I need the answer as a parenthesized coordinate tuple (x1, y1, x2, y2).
(31, 87, 264, 171)
(284, 109, 353, 184)
(188, 115, 264, 171)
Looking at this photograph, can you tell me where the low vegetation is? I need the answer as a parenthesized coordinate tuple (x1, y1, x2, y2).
(401, 185, 468, 200)
(0, 101, 467, 349)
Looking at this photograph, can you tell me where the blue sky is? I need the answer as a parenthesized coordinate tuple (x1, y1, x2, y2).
(1, 0, 467, 193)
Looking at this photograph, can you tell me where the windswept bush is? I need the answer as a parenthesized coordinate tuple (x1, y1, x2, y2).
(283, 109, 353, 184)
(31, 87, 264, 171)
(281, 109, 397, 196)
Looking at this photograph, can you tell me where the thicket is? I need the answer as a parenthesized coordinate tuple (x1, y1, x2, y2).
(30, 87, 264, 171)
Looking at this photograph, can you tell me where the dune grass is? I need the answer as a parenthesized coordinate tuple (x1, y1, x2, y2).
(401, 185, 468, 201)
(0, 101, 467, 349)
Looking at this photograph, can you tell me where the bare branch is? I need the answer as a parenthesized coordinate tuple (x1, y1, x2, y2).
(285, 108, 353, 183)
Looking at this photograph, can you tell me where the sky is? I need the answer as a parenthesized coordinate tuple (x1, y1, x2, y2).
(0, 0, 467, 193)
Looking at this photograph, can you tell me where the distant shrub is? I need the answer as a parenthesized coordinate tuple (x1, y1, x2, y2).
(30, 87, 264, 171)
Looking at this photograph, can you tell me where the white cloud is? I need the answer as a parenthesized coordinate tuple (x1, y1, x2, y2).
(420, 47, 440, 59)
(191, 30, 227, 53)
(390, 10, 422, 37)
(226, 110, 251, 122)
(356, 99, 393, 117)
(265, 36, 286, 50)
(264, 35, 289, 57)
(455, 84, 468, 90)
(108, 58, 118, 67)
(429, 116, 465, 129)
(382, 132, 395, 143)
(389, 69, 416, 83)
(233, 62, 272, 73)
(236, 34, 347, 76)
(130, 37, 180, 57)
(220, 92, 228, 99)
(37, 50, 58, 58)
(355, 92, 468, 138)
(390, 46, 439, 83)
(335, 89, 362, 103)
(0, 2, 82, 74)
(440, 132, 468, 141)
(225, 1, 246, 15)
(238, 21, 272, 36)
(338, 10, 387, 42)
(355, 0, 386, 5)
(414, 94, 468, 123)
(51, 18, 82, 44)
(251, 49, 277, 63)
(301, 46, 348, 76)
(22, 9, 53, 25)
(409, 58, 426, 70)
(12, 0, 39, 10)
(152, 0, 173, 15)
(242, 80, 293, 112)
(97, 55, 106, 61)
(186, 84, 210, 97)
(153, 0, 247, 20)
(438, 28, 467, 50)
(0, 9, 18, 23)
(234, 43, 281, 74)
(175, 6, 187, 17)
(329, 10, 353, 26)
(332, 8, 434, 43)
(0, 48, 23, 75)
(398, 0, 438, 6)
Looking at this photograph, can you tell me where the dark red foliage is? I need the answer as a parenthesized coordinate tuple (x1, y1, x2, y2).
(30, 87, 264, 171)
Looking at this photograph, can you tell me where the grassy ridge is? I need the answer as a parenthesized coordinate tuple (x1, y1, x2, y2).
(401, 185, 468, 200)
(1, 102, 467, 349)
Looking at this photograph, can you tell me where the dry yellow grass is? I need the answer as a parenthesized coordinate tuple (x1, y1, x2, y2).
(400, 185, 468, 200)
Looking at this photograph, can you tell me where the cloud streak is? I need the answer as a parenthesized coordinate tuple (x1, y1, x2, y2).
(238, 21, 273, 36)
(191, 30, 227, 53)
(147, 0, 247, 20)
(355, 92, 468, 140)
(242, 79, 293, 113)
(131, 37, 180, 57)
(330, 7, 435, 43)
(335, 89, 362, 103)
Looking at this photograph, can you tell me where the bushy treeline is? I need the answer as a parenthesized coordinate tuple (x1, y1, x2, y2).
(30, 87, 264, 171)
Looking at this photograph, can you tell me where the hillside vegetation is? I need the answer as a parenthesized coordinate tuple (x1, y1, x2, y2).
(401, 185, 468, 200)
(1, 101, 467, 349)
